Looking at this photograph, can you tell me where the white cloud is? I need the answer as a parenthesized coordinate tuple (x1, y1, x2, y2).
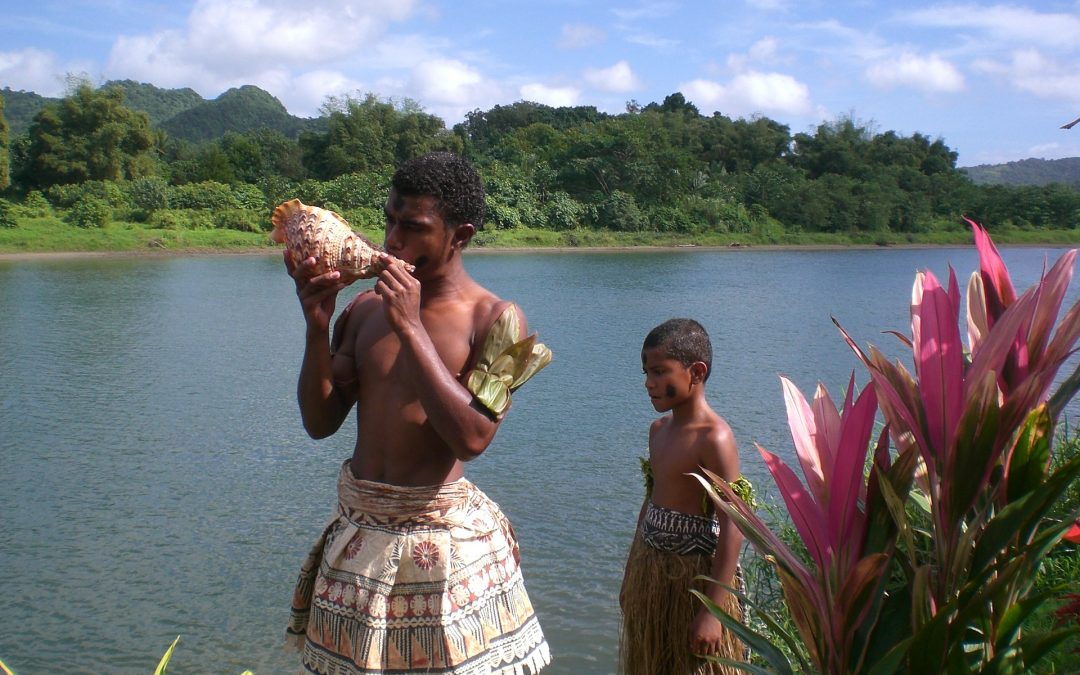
(611, 2, 678, 22)
(900, 4, 1080, 51)
(559, 23, 605, 49)
(106, 0, 418, 95)
(583, 61, 642, 93)
(407, 58, 504, 123)
(975, 49, 1080, 104)
(680, 71, 812, 117)
(745, 0, 790, 9)
(727, 37, 783, 71)
(0, 47, 94, 96)
(285, 70, 367, 117)
(865, 53, 964, 94)
(623, 32, 680, 49)
(520, 83, 580, 107)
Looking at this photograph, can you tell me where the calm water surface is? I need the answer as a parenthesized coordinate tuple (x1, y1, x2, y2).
(2, 246, 1078, 674)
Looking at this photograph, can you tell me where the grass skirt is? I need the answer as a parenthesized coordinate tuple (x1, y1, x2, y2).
(288, 461, 549, 674)
(620, 532, 745, 675)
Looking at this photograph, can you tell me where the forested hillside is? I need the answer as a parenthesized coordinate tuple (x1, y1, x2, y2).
(963, 157, 1080, 189)
(0, 81, 320, 140)
(1, 82, 1079, 246)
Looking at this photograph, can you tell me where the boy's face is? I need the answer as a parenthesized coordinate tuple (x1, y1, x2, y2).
(641, 346, 696, 412)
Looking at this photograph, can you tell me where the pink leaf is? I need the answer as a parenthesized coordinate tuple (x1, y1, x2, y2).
(828, 383, 878, 560)
(813, 381, 842, 482)
(967, 272, 989, 354)
(1026, 250, 1077, 366)
(758, 444, 831, 569)
(782, 377, 828, 504)
(914, 270, 965, 461)
(967, 216, 1016, 320)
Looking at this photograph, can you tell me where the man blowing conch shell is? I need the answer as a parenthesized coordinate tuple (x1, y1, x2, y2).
(281, 152, 552, 674)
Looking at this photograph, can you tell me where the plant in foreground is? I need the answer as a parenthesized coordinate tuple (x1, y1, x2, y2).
(698, 219, 1080, 673)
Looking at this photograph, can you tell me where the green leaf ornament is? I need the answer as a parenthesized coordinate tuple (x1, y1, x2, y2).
(465, 305, 552, 417)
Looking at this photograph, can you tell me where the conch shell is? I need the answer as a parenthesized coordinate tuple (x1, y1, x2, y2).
(270, 199, 413, 281)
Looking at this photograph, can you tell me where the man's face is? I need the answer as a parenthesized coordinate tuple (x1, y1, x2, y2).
(382, 188, 454, 277)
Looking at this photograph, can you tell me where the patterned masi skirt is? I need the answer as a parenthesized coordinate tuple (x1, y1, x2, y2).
(288, 461, 550, 674)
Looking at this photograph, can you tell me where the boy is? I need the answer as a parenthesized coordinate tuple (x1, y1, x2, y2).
(284, 152, 551, 674)
(620, 318, 744, 674)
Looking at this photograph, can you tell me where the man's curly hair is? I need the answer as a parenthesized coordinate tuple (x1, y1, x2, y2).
(391, 152, 486, 232)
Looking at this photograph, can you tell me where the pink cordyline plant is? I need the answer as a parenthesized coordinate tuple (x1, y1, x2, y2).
(698, 219, 1080, 673)
(697, 373, 895, 674)
(834, 218, 1080, 669)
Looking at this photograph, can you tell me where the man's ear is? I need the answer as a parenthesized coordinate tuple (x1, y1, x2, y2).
(453, 222, 476, 249)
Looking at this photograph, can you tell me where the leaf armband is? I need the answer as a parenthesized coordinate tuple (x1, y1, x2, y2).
(465, 305, 552, 418)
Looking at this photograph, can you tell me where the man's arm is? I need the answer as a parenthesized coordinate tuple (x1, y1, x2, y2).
(375, 263, 502, 460)
(288, 254, 356, 439)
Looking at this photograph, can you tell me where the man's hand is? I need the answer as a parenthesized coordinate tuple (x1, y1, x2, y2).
(285, 251, 345, 335)
(374, 255, 422, 336)
(689, 608, 727, 659)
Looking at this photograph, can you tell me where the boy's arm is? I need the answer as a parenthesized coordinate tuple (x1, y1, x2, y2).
(689, 424, 743, 656)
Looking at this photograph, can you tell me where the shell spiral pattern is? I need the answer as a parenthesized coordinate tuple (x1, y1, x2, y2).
(270, 199, 413, 281)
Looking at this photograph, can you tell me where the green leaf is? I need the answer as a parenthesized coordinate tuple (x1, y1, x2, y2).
(1016, 626, 1080, 670)
(971, 451, 1080, 574)
(512, 342, 552, 389)
(865, 637, 912, 675)
(993, 587, 1067, 652)
(154, 636, 180, 675)
(690, 589, 795, 675)
(1004, 405, 1051, 503)
(695, 577, 811, 672)
(706, 657, 775, 674)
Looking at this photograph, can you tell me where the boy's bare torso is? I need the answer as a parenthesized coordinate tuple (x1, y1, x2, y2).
(332, 285, 504, 486)
(648, 412, 731, 515)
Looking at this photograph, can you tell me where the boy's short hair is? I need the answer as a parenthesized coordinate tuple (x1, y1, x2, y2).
(391, 152, 486, 233)
(642, 318, 713, 381)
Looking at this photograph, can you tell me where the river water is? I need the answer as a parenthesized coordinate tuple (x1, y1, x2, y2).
(1, 245, 1077, 673)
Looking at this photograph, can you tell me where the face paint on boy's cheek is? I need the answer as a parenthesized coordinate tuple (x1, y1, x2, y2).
(665, 384, 676, 397)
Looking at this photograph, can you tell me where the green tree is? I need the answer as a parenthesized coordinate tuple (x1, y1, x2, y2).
(0, 93, 9, 190)
(301, 93, 455, 180)
(22, 83, 157, 188)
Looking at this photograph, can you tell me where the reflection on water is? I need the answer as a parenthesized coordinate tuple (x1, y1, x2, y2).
(1, 246, 1078, 673)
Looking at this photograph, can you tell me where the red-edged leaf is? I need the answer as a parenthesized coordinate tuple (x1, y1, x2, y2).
(914, 270, 965, 463)
(966, 289, 1037, 398)
(782, 377, 828, 504)
(693, 469, 816, 585)
(814, 380, 843, 483)
(968, 216, 1016, 319)
(839, 553, 891, 653)
(967, 272, 989, 354)
(1025, 250, 1075, 366)
(1037, 293, 1080, 380)
(829, 382, 878, 563)
(758, 444, 831, 569)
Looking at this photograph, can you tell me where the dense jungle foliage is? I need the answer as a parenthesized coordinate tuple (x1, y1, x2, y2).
(1, 81, 1079, 250)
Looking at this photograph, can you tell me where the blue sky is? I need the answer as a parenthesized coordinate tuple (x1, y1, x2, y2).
(1, 0, 1079, 167)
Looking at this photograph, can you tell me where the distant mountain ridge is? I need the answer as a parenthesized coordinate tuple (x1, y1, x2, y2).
(0, 81, 324, 141)
(962, 157, 1080, 189)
